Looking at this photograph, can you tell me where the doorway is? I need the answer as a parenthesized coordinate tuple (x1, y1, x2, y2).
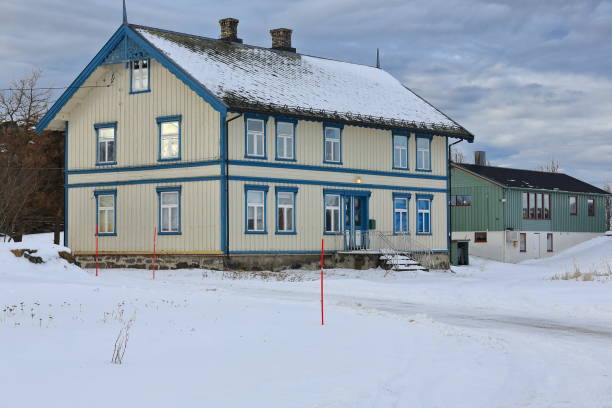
(344, 195, 369, 250)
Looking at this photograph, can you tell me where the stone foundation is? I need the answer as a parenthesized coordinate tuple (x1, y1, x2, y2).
(74, 252, 448, 271)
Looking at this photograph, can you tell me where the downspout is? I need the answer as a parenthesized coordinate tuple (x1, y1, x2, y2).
(224, 113, 243, 256)
(448, 139, 463, 260)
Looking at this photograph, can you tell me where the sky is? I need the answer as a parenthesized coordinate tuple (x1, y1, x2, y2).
(1, 0, 611, 187)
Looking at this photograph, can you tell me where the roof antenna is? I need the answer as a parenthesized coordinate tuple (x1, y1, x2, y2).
(122, 0, 128, 24)
(376, 48, 381, 69)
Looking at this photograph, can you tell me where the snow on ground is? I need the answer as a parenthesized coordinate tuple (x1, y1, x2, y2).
(2, 233, 612, 407)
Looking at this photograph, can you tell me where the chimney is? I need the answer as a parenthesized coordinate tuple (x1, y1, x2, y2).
(270, 28, 296, 52)
(475, 151, 487, 166)
(219, 18, 242, 43)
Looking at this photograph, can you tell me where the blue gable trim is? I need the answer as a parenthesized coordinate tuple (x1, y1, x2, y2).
(103, 35, 150, 65)
(37, 25, 227, 134)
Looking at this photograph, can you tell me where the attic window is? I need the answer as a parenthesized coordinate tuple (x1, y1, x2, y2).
(130, 59, 150, 93)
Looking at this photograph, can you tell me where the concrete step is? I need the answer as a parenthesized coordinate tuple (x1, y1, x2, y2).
(386, 259, 420, 266)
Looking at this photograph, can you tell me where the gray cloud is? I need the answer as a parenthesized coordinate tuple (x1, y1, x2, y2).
(1, 0, 611, 186)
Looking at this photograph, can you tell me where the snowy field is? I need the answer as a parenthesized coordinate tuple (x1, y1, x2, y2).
(2, 234, 612, 407)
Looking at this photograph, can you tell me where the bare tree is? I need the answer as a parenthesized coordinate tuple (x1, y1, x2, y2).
(0, 70, 51, 129)
(450, 147, 466, 164)
(538, 158, 561, 173)
(604, 184, 612, 231)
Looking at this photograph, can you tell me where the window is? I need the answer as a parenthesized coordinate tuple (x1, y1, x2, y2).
(157, 116, 181, 161)
(130, 59, 150, 93)
(547, 233, 553, 252)
(587, 198, 595, 216)
(246, 117, 266, 158)
(157, 188, 180, 234)
(416, 135, 431, 171)
(523, 192, 551, 220)
(416, 195, 432, 234)
(95, 123, 117, 164)
(245, 186, 268, 233)
(95, 191, 116, 235)
(569, 196, 577, 215)
(522, 193, 529, 218)
(276, 187, 297, 234)
(276, 121, 295, 161)
(450, 195, 471, 206)
(324, 194, 341, 233)
(475, 232, 487, 243)
(543, 194, 550, 219)
(519, 233, 526, 252)
(536, 193, 543, 219)
(324, 126, 341, 163)
(393, 134, 408, 169)
(393, 194, 410, 233)
(529, 192, 536, 219)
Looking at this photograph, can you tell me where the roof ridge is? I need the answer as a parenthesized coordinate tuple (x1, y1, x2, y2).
(461, 162, 570, 177)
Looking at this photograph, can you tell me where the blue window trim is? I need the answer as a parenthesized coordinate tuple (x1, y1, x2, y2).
(244, 184, 269, 234)
(275, 186, 298, 235)
(416, 194, 433, 235)
(94, 122, 118, 166)
(415, 133, 433, 172)
(323, 122, 343, 165)
(94, 189, 117, 236)
(129, 58, 151, 94)
(392, 132, 410, 170)
(156, 115, 182, 162)
(392, 192, 411, 234)
(244, 113, 268, 160)
(274, 117, 298, 162)
(322, 191, 344, 235)
(156, 186, 182, 235)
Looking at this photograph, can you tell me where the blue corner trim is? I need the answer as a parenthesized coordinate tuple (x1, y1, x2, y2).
(94, 189, 117, 236)
(220, 112, 228, 254)
(244, 184, 268, 234)
(156, 115, 182, 162)
(156, 186, 182, 235)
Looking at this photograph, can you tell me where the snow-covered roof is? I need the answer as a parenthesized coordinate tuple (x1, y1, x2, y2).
(132, 25, 472, 140)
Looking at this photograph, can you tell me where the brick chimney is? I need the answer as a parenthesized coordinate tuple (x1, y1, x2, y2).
(219, 18, 242, 43)
(270, 28, 295, 52)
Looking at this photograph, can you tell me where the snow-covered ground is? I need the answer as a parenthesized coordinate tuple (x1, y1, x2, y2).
(2, 233, 612, 407)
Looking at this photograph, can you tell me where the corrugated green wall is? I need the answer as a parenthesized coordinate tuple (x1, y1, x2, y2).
(450, 167, 504, 231)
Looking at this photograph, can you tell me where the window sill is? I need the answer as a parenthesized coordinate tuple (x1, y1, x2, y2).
(158, 157, 181, 162)
(244, 155, 268, 160)
(130, 89, 151, 95)
(276, 231, 297, 235)
(245, 230, 267, 235)
(96, 161, 117, 166)
(416, 232, 432, 236)
(158, 231, 181, 236)
(415, 168, 432, 173)
(276, 157, 297, 162)
(323, 231, 343, 235)
(393, 231, 410, 235)
(392, 166, 410, 171)
(97, 233, 117, 237)
(323, 160, 343, 165)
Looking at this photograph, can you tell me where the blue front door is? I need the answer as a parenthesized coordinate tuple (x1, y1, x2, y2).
(344, 195, 368, 249)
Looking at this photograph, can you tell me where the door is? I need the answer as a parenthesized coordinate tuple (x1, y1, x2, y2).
(533, 233, 541, 258)
(344, 195, 368, 249)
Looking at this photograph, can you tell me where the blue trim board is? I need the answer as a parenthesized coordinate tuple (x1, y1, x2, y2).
(244, 113, 268, 160)
(323, 123, 343, 165)
(129, 58, 151, 94)
(274, 117, 297, 161)
(66, 175, 221, 189)
(275, 186, 298, 235)
(64, 122, 69, 247)
(66, 159, 220, 175)
(227, 249, 447, 254)
(94, 189, 117, 236)
(156, 186, 182, 235)
(156, 115, 182, 162)
(94, 122, 118, 166)
(227, 160, 447, 181)
(244, 184, 269, 234)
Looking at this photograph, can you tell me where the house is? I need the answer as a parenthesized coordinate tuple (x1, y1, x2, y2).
(450, 152, 609, 264)
(36, 12, 474, 270)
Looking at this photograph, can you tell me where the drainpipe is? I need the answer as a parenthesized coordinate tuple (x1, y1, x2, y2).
(448, 139, 463, 260)
(224, 113, 243, 256)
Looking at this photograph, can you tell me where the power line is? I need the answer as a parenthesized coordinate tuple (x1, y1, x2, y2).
(0, 85, 112, 92)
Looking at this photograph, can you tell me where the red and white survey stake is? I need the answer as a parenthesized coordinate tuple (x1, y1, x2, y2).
(95, 224, 99, 277)
(320, 238, 325, 326)
(152, 227, 157, 280)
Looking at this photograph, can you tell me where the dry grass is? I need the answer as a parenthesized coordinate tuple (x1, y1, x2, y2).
(221, 270, 309, 282)
(551, 259, 612, 282)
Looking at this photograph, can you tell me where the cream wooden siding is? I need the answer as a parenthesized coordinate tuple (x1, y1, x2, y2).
(66, 60, 220, 170)
(68, 180, 221, 254)
(67, 165, 220, 185)
(228, 180, 447, 252)
(228, 116, 448, 176)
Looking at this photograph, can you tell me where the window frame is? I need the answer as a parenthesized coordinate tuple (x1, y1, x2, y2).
(323, 193, 342, 235)
(392, 193, 411, 234)
(392, 132, 409, 170)
(415, 134, 432, 172)
(94, 190, 117, 236)
(129, 59, 151, 94)
(275, 118, 297, 162)
(275, 186, 298, 234)
(245, 185, 269, 234)
(519, 233, 527, 252)
(94, 122, 117, 166)
(475, 232, 487, 243)
(323, 123, 343, 165)
(569, 195, 578, 216)
(587, 197, 595, 217)
(523, 192, 551, 220)
(244, 115, 268, 159)
(157, 187, 181, 235)
(547, 233, 553, 252)
(157, 115, 182, 162)
(450, 195, 472, 207)
(416, 194, 433, 235)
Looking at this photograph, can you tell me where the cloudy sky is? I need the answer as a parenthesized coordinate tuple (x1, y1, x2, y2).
(1, 0, 611, 186)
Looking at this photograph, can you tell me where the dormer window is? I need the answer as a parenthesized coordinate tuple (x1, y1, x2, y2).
(130, 59, 150, 93)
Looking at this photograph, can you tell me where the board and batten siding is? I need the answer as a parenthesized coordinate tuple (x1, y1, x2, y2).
(228, 180, 447, 253)
(68, 180, 221, 254)
(227, 115, 448, 176)
(66, 60, 220, 170)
